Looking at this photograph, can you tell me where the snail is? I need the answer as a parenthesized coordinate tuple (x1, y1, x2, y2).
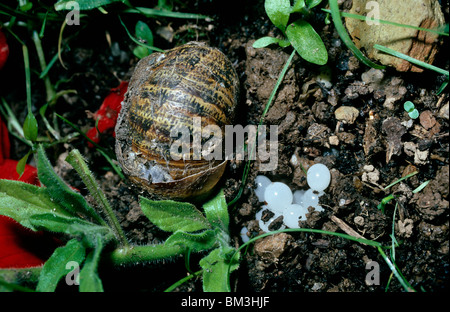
(115, 42, 240, 199)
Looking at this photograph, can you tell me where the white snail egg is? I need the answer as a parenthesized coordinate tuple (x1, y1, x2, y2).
(307, 163, 331, 192)
(255, 207, 284, 233)
(293, 189, 306, 206)
(282, 204, 308, 228)
(240, 226, 250, 243)
(302, 189, 321, 209)
(254, 175, 272, 202)
(264, 182, 293, 210)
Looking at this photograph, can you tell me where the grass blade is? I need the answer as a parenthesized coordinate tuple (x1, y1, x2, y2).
(328, 0, 385, 69)
(374, 44, 449, 77)
(322, 8, 449, 37)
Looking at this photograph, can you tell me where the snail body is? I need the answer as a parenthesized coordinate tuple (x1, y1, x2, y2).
(115, 42, 239, 199)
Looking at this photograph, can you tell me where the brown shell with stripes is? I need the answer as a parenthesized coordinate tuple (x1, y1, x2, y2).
(115, 42, 239, 199)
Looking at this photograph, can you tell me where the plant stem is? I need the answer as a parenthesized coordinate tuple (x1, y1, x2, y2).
(66, 149, 129, 247)
(32, 30, 56, 103)
(22, 44, 32, 115)
(108, 244, 186, 266)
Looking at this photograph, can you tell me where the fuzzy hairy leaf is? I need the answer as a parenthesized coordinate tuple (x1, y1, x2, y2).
(29, 214, 114, 248)
(54, 0, 122, 11)
(202, 189, 229, 234)
(200, 248, 239, 292)
(165, 229, 217, 252)
(0, 180, 72, 231)
(79, 234, 104, 292)
(36, 239, 86, 292)
(36, 145, 102, 223)
(140, 197, 211, 233)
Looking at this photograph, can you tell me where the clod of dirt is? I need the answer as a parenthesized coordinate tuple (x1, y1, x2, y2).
(244, 41, 299, 123)
(411, 187, 448, 221)
(361, 165, 380, 184)
(345, 0, 445, 72)
(363, 118, 383, 156)
(418, 221, 449, 243)
(334, 106, 359, 124)
(254, 233, 292, 262)
(404, 142, 429, 165)
(419, 110, 437, 130)
(397, 218, 414, 238)
(382, 117, 407, 163)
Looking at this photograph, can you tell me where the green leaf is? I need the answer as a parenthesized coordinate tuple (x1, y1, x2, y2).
(253, 36, 291, 49)
(165, 229, 217, 252)
(23, 113, 38, 142)
(403, 101, 415, 112)
(79, 234, 104, 292)
(133, 46, 150, 59)
(133, 21, 154, 58)
(412, 180, 430, 194)
(290, 0, 306, 13)
(202, 189, 229, 233)
(54, 0, 122, 11)
(286, 19, 328, 65)
(36, 239, 86, 292)
(16, 150, 31, 177)
(0, 180, 73, 231)
(19, 0, 33, 12)
(140, 197, 211, 233)
(408, 109, 419, 119)
(264, 0, 291, 32)
(36, 145, 103, 223)
(135, 21, 153, 46)
(29, 214, 114, 247)
(306, 0, 323, 9)
(200, 248, 239, 292)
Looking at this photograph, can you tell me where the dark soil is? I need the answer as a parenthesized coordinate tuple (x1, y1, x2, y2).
(1, 0, 448, 292)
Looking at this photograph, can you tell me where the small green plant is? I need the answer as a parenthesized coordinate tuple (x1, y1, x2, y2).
(253, 0, 328, 65)
(0, 145, 238, 291)
(403, 101, 419, 120)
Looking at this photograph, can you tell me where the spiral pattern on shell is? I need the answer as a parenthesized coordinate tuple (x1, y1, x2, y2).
(115, 42, 239, 199)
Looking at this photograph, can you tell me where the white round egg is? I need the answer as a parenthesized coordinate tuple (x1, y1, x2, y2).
(282, 204, 308, 228)
(302, 188, 321, 209)
(307, 163, 331, 192)
(264, 182, 293, 211)
(293, 189, 306, 205)
(254, 175, 272, 202)
(255, 207, 284, 233)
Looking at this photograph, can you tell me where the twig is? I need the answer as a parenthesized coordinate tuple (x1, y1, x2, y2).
(330, 215, 368, 245)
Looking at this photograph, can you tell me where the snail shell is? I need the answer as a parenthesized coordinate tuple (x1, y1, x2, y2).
(115, 42, 239, 199)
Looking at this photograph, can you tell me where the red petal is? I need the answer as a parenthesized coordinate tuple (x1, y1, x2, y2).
(0, 216, 60, 269)
(0, 29, 9, 70)
(87, 81, 128, 147)
(1, 117, 11, 163)
(0, 159, 39, 186)
(86, 127, 100, 148)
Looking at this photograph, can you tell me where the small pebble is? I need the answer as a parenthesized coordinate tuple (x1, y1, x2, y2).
(334, 106, 359, 124)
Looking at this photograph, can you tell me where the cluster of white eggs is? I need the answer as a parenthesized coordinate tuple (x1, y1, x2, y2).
(240, 164, 331, 242)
